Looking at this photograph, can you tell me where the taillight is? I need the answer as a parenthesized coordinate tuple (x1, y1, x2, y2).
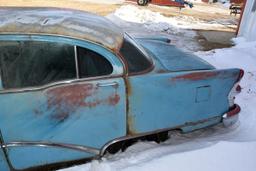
(228, 69, 244, 107)
(226, 104, 241, 117)
(237, 69, 244, 82)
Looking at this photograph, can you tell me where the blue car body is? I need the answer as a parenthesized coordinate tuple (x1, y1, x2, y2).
(0, 7, 242, 170)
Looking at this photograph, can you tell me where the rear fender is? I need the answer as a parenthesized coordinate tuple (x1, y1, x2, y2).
(127, 68, 241, 134)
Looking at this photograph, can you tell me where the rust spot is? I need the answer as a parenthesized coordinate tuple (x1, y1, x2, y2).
(45, 83, 120, 122)
(127, 114, 137, 135)
(125, 78, 132, 97)
(46, 84, 95, 122)
(107, 94, 120, 106)
(171, 72, 218, 81)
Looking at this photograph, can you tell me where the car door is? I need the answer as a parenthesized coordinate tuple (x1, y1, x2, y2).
(0, 36, 126, 170)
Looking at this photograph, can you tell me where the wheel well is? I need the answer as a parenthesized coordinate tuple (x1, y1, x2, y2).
(104, 129, 182, 155)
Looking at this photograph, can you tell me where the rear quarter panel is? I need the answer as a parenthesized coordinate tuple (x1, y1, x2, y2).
(127, 68, 240, 134)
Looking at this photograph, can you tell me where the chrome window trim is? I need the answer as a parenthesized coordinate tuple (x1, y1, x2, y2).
(1, 141, 100, 155)
(74, 45, 79, 79)
(0, 74, 123, 94)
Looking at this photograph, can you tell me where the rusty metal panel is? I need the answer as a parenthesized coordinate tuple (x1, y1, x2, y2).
(127, 69, 240, 134)
(0, 7, 124, 52)
(0, 78, 126, 169)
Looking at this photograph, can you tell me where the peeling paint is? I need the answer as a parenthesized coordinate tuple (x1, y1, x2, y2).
(171, 72, 218, 81)
(44, 83, 120, 122)
(107, 94, 120, 106)
(0, 7, 124, 52)
(46, 84, 95, 122)
(127, 114, 136, 135)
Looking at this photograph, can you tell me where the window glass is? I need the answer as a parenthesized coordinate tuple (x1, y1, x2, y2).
(119, 35, 152, 73)
(77, 47, 113, 78)
(0, 41, 76, 89)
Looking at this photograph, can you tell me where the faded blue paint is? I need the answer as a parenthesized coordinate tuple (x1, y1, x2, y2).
(0, 149, 9, 171)
(136, 39, 215, 71)
(135, 36, 171, 43)
(0, 78, 126, 170)
(0, 35, 126, 170)
(127, 69, 240, 134)
(8, 147, 93, 170)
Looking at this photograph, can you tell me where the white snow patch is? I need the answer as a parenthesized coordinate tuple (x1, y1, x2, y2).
(113, 5, 235, 30)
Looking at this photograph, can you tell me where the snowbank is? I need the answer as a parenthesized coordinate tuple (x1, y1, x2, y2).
(113, 5, 234, 30)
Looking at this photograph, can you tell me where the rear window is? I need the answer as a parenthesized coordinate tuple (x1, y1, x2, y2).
(119, 35, 152, 74)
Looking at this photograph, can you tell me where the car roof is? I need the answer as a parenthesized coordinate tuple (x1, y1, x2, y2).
(0, 7, 124, 52)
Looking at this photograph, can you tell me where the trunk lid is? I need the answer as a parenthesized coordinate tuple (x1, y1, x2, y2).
(136, 39, 215, 71)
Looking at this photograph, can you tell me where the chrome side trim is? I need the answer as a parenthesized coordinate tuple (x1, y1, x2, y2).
(100, 115, 222, 156)
(2, 141, 100, 155)
(0, 74, 123, 94)
(96, 81, 118, 87)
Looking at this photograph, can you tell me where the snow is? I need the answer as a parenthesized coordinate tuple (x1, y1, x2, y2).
(60, 4, 256, 171)
(107, 6, 201, 51)
(113, 5, 235, 30)
(218, 0, 231, 9)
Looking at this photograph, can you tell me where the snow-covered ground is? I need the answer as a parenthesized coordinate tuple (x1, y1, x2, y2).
(113, 5, 236, 31)
(61, 4, 256, 171)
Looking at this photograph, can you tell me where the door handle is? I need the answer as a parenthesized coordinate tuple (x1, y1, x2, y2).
(96, 82, 118, 87)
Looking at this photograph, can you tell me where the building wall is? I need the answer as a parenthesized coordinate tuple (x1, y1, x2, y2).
(238, 0, 256, 41)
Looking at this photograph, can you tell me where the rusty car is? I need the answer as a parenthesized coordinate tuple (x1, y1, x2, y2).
(0, 7, 243, 171)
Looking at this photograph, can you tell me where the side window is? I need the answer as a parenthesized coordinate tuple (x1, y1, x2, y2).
(77, 46, 113, 78)
(0, 41, 76, 89)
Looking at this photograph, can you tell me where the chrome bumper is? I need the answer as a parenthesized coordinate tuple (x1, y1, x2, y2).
(222, 104, 240, 127)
